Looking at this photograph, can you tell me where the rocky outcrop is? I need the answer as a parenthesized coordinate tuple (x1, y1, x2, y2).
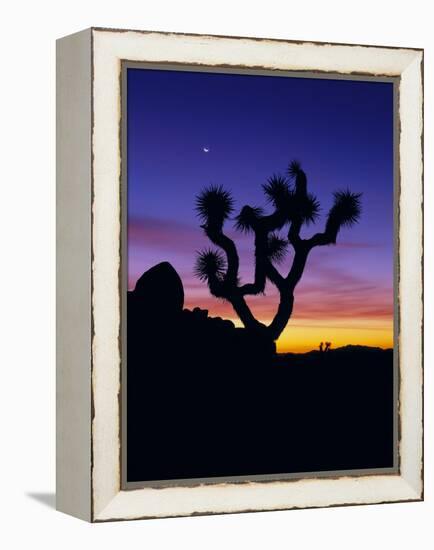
(128, 262, 276, 357)
(133, 261, 184, 318)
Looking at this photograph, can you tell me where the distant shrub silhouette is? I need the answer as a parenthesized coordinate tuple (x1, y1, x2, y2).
(320, 341, 332, 353)
(195, 161, 361, 342)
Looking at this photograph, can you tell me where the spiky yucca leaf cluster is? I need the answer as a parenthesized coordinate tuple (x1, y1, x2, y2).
(329, 190, 362, 226)
(195, 185, 234, 227)
(287, 160, 302, 178)
(267, 233, 288, 263)
(326, 189, 362, 241)
(298, 192, 321, 225)
(288, 160, 307, 197)
(260, 165, 319, 227)
(194, 249, 226, 282)
(234, 205, 264, 233)
(262, 175, 291, 209)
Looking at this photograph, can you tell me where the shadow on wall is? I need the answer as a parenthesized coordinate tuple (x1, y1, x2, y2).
(26, 493, 56, 510)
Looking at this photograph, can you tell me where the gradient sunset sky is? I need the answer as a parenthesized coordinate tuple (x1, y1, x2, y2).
(127, 68, 394, 353)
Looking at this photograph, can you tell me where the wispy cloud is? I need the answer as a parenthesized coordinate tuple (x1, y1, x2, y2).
(128, 216, 201, 251)
(334, 241, 386, 249)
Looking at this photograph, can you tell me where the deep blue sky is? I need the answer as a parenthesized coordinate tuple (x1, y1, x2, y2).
(126, 67, 394, 350)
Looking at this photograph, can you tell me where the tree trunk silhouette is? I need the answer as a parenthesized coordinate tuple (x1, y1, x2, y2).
(268, 290, 294, 340)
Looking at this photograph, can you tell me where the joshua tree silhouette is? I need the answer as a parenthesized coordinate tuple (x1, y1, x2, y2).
(194, 161, 361, 342)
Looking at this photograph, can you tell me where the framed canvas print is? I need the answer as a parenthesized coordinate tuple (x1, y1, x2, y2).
(56, 28, 423, 522)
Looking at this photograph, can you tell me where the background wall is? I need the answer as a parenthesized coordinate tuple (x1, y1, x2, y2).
(0, 1, 431, 547)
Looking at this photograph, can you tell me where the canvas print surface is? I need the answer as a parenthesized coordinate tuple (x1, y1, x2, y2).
(124, 66, 396, 484)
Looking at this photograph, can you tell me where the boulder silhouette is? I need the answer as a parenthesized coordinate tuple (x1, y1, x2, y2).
(133, 261, 184, 317)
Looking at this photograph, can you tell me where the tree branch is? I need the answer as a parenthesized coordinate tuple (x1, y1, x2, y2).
(286, 246, 309, 290)
(306, 231, 335, 249)
(288, 216, 303, 250)
(204, 225, 239, 287)
(238, 229, 268, 296)
(231, 294, 267, 332)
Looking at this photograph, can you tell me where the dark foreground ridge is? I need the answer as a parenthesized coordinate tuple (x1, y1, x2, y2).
(127, 262, 394, 483)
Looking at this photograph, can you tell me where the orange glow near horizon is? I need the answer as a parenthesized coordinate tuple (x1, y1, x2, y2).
(275, 320, 393, 353)
(183, 288, 393, 353)
(225, 317, 392, 353)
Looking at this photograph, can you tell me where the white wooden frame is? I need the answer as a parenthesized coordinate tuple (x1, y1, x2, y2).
(56, 27, 423, 522)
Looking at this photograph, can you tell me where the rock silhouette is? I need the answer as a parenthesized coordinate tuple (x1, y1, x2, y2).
(133, 261, 184, 317)
(127, 262, 394, 483)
